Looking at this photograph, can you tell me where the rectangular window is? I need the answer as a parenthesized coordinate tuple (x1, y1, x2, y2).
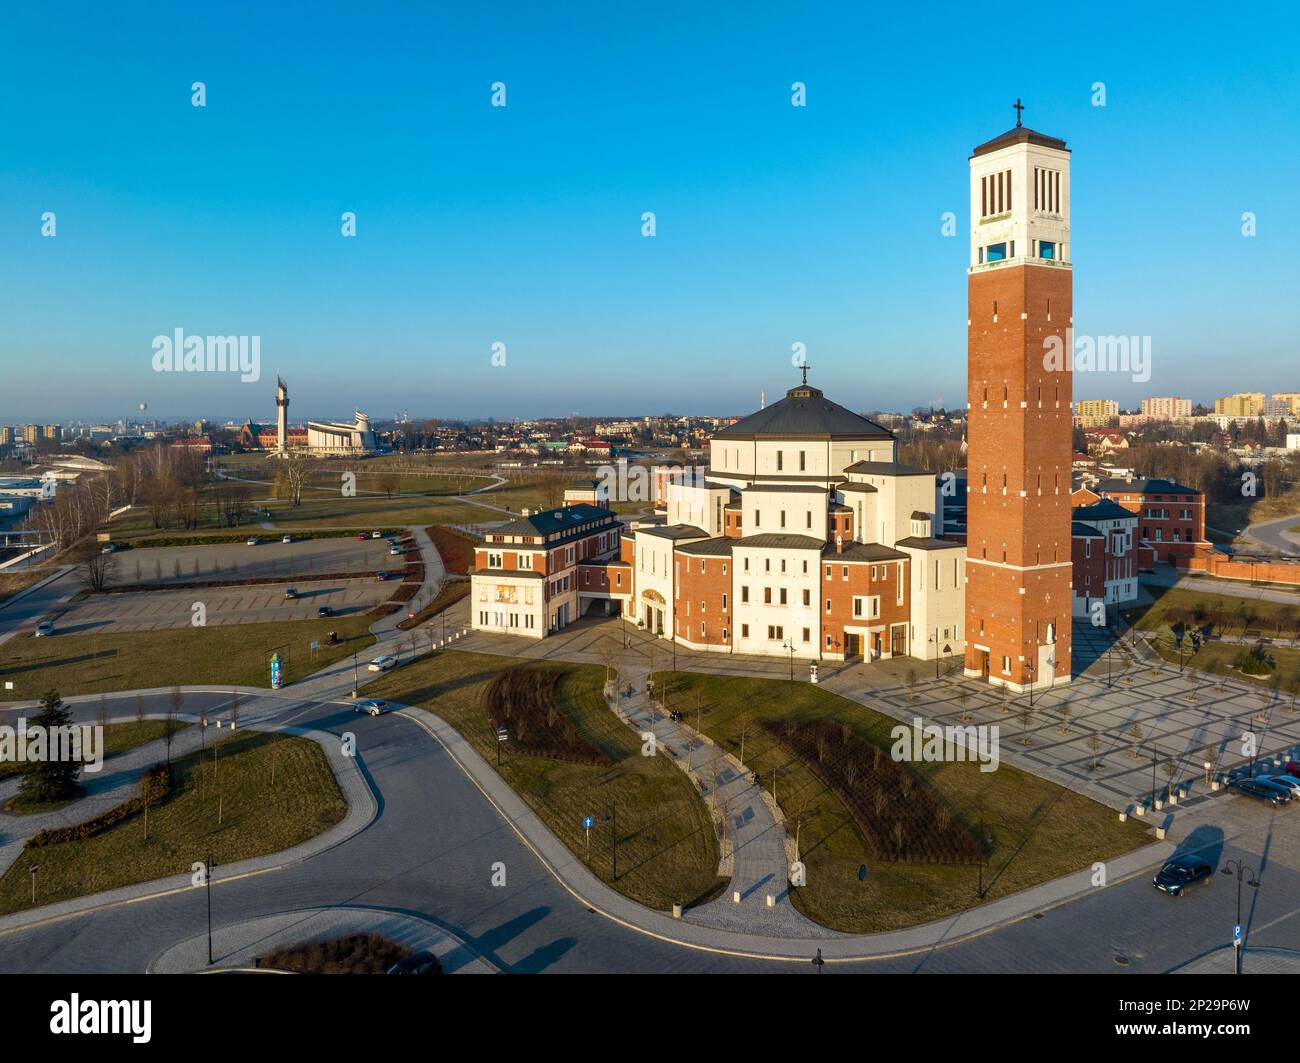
(986, 242, 1007, 262)
(1039, 240, 1055, 260)
(741, 624, 749, 638)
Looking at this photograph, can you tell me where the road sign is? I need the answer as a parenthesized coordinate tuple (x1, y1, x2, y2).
(496, 729, 508, 742)
(1233, 924, 1242, 946)
(583, 816, 594, 829)
(29, 864, 39, 873)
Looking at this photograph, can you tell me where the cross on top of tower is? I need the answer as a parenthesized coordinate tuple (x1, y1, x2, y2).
(1013, 98, 1024, 127)
(800, 362, 811, 386)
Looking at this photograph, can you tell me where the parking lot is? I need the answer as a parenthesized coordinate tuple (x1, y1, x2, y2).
(49, 577, 397, 632)
(105, 534, 407, 587)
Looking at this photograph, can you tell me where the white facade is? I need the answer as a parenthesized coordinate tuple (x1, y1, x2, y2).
(968, 134, 1071, 271)
(730, 542, 822, 658)
(900, 544, 966, 661)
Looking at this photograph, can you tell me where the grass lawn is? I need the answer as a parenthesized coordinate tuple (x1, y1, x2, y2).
(0, 570, 45, 608)
(650, 670, 1150, 934)
(0, 719, 189, 781)
(363, 650, 723, 911)
(0, 730, 346, 916)
(396, 581, 469, 631)
(1126, 587, 1300, 683)
(1127, 587, 1300, 639)
(0, 616, 376, 701)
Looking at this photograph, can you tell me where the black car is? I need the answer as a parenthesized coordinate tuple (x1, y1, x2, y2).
(317, 605, 333, 617)
(387, 951, 442, 975)
(1229, 778, 1289, 806)
(1153, 855, 1213, 896)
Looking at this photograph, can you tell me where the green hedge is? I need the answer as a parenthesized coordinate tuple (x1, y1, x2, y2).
(30, 764, 171, 846)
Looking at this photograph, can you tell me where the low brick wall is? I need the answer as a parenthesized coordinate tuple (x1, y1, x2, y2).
(1183, 549, 1300, 586)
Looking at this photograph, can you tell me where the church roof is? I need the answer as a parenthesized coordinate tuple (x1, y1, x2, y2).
(713, 382, 894, 443)
(972, 125, 1068, 157)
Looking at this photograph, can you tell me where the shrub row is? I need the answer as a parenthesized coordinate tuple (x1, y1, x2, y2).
(486, 668, 611, 766)
(30, 764, 171, 847)
(426, 526, 476, 576)
(763, 720, 983, 865)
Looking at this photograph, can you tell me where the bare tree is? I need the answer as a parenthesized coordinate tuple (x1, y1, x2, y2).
(278, 453, 319, 507)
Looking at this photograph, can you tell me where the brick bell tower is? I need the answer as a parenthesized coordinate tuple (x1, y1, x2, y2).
(963, 102, 1073, 692)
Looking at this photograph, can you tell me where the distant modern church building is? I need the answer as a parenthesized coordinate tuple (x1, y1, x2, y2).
(241, 376, 378, 456)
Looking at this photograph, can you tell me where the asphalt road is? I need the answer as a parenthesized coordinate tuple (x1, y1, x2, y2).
(1246, 513, 1300, 555)
(4, 689, 1300, 973)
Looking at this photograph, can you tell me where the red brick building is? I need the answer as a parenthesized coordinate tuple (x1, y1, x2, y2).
(963, 114, 1074, 691)
(1093, 477, 1209, 565)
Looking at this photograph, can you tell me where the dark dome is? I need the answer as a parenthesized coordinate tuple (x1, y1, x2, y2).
(713, 383, 894, 443)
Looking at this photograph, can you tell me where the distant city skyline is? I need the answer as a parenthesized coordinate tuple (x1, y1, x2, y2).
(3, 3, 1298, 422)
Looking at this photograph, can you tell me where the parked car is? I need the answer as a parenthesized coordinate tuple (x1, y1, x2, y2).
(1251, 776, 1294, 801)
(353, 699, 390, 717)
(284, 587, 299, 600)
(281, 534, 293, 544)
(246, 537, 259, 546)
(356, 533, 367, 541)
(367, 655, 397, 672)
(1259, 774, 1300, 797)
(375, 571, 389, 581)
(1153, 854, 1213, 896)
(317, 605, 333, 617)
(1229, 778, 1290, 806)
(387, 951, 442, 975)
(388, 544, 403, 556)
(100, 542, 117, 553)
(371, 530, 383, 539)
(34, 621, 55, 637)
(1285, 760, 1300, 779)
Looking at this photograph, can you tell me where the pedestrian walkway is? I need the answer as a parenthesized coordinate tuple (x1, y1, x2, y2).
(607, 663, 831, 938)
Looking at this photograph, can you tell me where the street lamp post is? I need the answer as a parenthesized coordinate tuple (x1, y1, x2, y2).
(603, 803, 618, 880)
(206, 849, 215, 966)
(1220, 860, 1259, 974)
(782, 637, 795, 681)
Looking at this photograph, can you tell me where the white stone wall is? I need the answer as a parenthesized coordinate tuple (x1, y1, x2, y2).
(730, 545, 821, 658)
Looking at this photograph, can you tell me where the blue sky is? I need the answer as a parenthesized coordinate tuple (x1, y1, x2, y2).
(2, 1, 1298, 423)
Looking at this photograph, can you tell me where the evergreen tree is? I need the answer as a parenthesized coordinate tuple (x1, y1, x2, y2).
(17, 690, 83, 804)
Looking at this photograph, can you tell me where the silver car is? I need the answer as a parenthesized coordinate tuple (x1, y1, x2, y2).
(353, 699, 390, 717)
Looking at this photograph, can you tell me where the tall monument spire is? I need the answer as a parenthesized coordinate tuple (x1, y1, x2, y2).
(275, 375, 289, 453)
